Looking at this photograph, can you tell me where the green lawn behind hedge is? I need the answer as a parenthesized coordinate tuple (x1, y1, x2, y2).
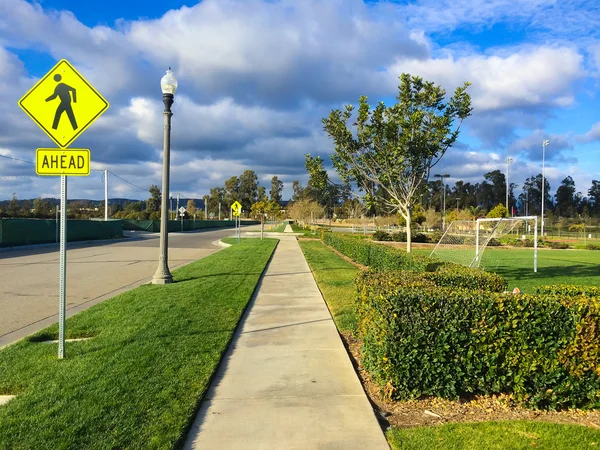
(0, 238, 278, 450)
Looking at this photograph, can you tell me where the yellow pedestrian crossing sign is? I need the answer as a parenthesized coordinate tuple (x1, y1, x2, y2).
(18, 59, 109, 149)
(231, 201, 242, 217)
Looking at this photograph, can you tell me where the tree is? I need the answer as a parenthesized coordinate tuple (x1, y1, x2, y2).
(589, 180, 600, 217)
(270, 176, 284, 203)
(147, 185, 161, 215)
(292, 180, 306, 202)
(322, 73, 472, 252)
(239, 170, 259, 213)
(287, 199, 325, 223)
(224, 176, 241, 215)
(33, 197, 52, 218)
(486, 203, 509, 218)
(554, 176, 577, 217)
(186, 199, 196, 218)
(257, 185, 267, 202)
(7, 193, 19, 217)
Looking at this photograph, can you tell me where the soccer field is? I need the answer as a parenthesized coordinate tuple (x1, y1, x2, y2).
(479, 247, 600, 293)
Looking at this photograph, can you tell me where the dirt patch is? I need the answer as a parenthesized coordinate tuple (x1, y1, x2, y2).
(339, 331, 600, 431)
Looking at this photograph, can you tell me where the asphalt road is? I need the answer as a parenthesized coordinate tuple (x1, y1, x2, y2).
(0, 227, 254, 347)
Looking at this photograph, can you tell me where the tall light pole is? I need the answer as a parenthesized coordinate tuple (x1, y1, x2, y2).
(152, 67, 178, 285)
(434, 173, 450, 229)
(505, 157, 513, 214)
(541, 140, 549, 237)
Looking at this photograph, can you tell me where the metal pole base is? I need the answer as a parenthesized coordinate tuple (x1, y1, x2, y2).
(152, 274, 173, 285)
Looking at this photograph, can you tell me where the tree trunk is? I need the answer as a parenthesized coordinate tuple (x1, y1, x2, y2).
(405, 207, 412, 253)
(261, 217, 264, 240)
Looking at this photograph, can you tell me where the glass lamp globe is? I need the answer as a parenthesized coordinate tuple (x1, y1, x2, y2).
(160, 67, 178, 95)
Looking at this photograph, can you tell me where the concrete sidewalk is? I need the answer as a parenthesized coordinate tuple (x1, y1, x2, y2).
(184, 236, 389, 450)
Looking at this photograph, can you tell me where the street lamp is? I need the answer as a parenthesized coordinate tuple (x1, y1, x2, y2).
(434, 173, 450, 229)
(505, 157, 513, 213)
(152, 67, 178, 285)
(541, 140, 549, 237)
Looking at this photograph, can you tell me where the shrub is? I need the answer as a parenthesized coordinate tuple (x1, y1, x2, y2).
(372, 230, 392, 241)
(536, 284, 600, 298)
(413, 233, 430, 243)
(322, 232, 433, 272)
(586, 244, 600, 251)
(356, 271, 600, 409)
(424, 264, 507, 292)
(487, 238, 501, 247)
(550, 241, 571, 249)
(391, 232, 407, 242)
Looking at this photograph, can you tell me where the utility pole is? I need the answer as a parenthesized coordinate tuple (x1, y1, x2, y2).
(541, 140, 550, 237)
(104, 169, 108, 221)
(434, 173, 450, 230)
(176, 193, 180, 219)
(505, 157, 513, 213)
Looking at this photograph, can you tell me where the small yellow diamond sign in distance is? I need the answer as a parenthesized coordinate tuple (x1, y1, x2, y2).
(19, 59, 109, 149)
(36, 149, 91, 176)
(231, 201, 242, 217)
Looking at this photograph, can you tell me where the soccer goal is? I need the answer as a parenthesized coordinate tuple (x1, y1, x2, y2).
(430, 216, 539, 272)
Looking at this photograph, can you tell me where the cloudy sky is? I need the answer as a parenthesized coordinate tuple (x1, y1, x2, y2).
(0, 0, 599, 202)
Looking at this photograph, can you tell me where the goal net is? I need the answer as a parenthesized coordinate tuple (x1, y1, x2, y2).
(430, 216, 538, 272)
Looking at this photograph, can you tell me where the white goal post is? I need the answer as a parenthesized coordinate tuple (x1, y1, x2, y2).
(430, 216, 538, 273)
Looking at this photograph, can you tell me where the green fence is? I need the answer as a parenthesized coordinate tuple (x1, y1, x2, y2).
(0, 218, 123, 247)
(122, 219, 259, 232)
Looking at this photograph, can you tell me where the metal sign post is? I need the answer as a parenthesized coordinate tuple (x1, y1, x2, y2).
(58, 175, 67, 359)
(19, 59, 109, 359)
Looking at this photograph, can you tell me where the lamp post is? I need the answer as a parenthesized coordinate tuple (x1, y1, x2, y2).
(541, 140, 549, 237)
(152, 67, 178, 285)
(505, 157, 513, 213)
(434, 173, 450, 229)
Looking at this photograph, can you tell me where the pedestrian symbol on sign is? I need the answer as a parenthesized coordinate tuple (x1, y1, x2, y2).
(45, 74, 78, 131)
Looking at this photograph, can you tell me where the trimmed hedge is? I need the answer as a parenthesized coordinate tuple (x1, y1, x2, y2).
(357, 271, 600, 409)
(537, 284, 600, 298)
(322, 231, 434, 272)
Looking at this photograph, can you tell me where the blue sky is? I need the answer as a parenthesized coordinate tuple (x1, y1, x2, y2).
(0, 0, 599, 202)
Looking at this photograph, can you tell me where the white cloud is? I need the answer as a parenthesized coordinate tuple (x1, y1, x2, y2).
(389, 46, 584, 111)
(576, 122, 600, 143)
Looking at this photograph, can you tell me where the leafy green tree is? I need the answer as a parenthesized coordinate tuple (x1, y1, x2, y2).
(33, 197, 52, 218)
(270, 176, 284, 203)
(7, 193, 19, 217)
(224, 176, 241, 214)
(486, 203, 509, 218)
(146, 185, 161, 214)
(322, 73, 472, 252)
(555, 176, 577, 217)
(589, 180, 600, 217)
(292, 180, 306, 202)
(239, 170, 259, 213)
(257, 185, 267, 202)
(186, 199, 197, 217)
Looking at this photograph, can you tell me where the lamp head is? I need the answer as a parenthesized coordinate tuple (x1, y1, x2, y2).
(543, 139, 550, 146)
(160, 67, 178, 95)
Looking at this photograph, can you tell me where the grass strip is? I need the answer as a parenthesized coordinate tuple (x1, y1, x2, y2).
(298, 240, 359, 334)
(0, 238, 278, 450)
(387, 420, 600, 450)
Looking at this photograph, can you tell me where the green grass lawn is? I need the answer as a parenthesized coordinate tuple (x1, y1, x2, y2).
(0, 238, 278, 450)
(291, 223, 319, 237)
(479, 247, 600, 293)
(298, 240, 359, 334)
(300, 239, 600, 449)
(387, 420, 600, 450)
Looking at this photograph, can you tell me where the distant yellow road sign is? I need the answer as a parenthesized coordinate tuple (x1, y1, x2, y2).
(231, 201, 242, 217)
(19, 59, 109, 149)
(36, 148, 90, 176)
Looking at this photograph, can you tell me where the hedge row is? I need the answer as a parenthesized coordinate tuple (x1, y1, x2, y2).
(356, 270, 600, 409)
(537, 284, 600, 298)
(322, 231, 507, 292)
(322, 231, 435, 272)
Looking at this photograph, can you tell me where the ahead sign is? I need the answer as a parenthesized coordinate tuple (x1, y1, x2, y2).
(36, 148, 90, 176)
